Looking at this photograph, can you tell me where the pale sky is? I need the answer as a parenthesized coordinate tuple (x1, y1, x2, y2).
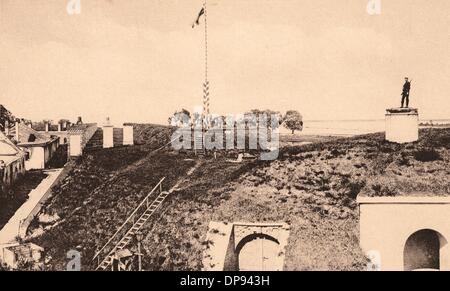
(0, 0, 449, 125)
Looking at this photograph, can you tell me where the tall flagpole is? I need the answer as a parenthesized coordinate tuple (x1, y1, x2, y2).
(202, 0, 210, 130)
(204, 0, 208, 83)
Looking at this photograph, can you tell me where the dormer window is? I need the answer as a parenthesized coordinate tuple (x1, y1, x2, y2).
(28, 134, 36, 142)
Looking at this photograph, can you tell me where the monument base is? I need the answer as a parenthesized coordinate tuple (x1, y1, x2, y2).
(385, 108, 419, 143)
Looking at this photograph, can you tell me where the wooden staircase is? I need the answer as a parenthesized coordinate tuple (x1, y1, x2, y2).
(93, 177, 168, 271)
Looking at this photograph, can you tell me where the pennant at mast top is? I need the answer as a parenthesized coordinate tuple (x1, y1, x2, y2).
(192, 1, 208, 83)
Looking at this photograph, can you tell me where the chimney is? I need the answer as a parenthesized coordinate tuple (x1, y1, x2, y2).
(15, 123, 19, 142)
(58, 123, 62, 132)
(45, 122, 49, 132)
(77, 117, 83, 125)
(103, 117, 114, 148)
(5, 120, 9, 135)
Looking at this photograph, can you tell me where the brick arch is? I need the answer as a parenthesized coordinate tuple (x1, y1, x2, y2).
(235, 233, 279, 255)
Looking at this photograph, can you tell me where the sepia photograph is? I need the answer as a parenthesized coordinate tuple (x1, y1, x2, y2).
(0, 0, 449, 280)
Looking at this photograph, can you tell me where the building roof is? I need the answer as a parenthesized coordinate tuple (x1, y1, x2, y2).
(13, 123, 58, 147)
(67, 123, 97, 134)
(0, 140, 18, 156)
(0, 131, 23, 166)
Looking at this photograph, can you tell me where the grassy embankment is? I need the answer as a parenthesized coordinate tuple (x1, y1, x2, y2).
(28, 126, 450, 270)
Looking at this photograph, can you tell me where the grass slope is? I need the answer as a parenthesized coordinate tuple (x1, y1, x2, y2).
(28, 126, 450, 270)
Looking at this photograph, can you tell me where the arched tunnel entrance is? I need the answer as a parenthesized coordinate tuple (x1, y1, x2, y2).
(404, 229, 447, 271)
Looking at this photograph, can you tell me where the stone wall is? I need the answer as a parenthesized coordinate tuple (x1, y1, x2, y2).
(0, 157, 26, 191)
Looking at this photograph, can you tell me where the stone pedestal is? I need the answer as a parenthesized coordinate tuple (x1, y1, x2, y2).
(123, 125, 134, 146)
(385, 108, 419, 143)
(103, 118, 114, 148)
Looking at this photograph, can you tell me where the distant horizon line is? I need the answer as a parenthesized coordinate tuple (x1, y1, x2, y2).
(304, 118, 450, 122)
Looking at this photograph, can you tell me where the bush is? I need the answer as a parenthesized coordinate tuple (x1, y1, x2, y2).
(347, 179, 366, 199)
(398, 151, 411, 166)
(369, 181, 399, 197)
(413, 148, 441, 162)
(330, 148, 345, 158)
(341, 177, 366, 199)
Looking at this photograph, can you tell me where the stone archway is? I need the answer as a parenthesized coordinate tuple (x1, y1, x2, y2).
(232, 223, 289, 271)
(202, 222, 290, 271)
(404, 229, 447, 271)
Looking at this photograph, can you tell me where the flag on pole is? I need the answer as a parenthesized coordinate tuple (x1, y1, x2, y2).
(192, 3, 210, 130)
(192, 7, 205, 28)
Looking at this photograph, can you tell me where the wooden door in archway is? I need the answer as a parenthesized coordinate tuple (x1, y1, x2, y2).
(238, 236, 279, 271)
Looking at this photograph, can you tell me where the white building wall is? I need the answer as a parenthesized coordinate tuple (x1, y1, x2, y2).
(1, 158, 26, 188)
(24, 147, 45, 170)
(358, 197, 450, 271)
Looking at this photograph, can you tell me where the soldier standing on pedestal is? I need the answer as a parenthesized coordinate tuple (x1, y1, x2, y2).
(401, 77, 412, 108)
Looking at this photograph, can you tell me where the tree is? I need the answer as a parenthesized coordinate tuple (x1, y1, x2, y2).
(283, 110, 303, 134)
(210, 115, 227, 128)
(244, 109, 282, 129)
(168, 109, 191, 127)
(0, 105, 15, 131)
